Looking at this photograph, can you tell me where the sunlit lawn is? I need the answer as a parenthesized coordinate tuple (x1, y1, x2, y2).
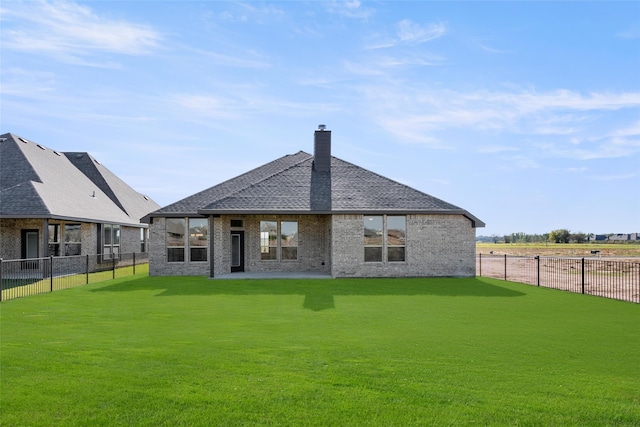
(1, 276, 638, 426)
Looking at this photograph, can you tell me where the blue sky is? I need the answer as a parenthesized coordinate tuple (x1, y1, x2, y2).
(1, 1, 639, 237)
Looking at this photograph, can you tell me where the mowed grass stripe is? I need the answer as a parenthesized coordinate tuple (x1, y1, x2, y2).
(1, 276, 638, 426)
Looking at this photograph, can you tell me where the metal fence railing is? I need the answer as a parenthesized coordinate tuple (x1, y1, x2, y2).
(477, 254, 640, 303)
(0, 252, 149, 302)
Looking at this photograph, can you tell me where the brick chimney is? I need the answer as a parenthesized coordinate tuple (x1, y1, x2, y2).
(313, 124, 331, 172)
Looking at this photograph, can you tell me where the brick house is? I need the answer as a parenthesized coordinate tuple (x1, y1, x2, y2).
(144, 126, 484, 278)
(0, 133, 160, 261)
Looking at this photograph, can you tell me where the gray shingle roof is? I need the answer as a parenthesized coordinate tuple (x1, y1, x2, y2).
(148, 150, 484, 227)
(0, 133, 160, 226)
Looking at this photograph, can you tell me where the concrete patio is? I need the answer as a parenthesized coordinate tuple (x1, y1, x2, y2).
(212, 271, 332, 280)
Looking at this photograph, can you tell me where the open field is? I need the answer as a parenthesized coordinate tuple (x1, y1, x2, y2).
(2, 276, 639, 426)
(477, 242, 640, 258)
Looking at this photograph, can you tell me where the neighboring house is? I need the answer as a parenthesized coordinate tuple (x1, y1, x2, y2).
(144, 126, 485, 278)
(608, 233, 640, 242)
(0, 133, 160, 262)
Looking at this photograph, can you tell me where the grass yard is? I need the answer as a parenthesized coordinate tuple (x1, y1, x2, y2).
(1, 276, 639, 426)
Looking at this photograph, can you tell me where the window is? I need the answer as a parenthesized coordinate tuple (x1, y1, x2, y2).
(387, 216, 406, 262)
(64, 224, 81, 256)
(364, 215, 406, 263)
(102, 224, 120, 260)
(48, 224, 60, 256)
(364, 216, 383, 262)
(140, 228, 147, 253)
(260, 221, 277, 260)
(260, 220, 298, 261)
(166, 218, 208, 263)
(281, 221, 298, 261)
(166, 218, 186, 262)
(189, 218, 208, 262)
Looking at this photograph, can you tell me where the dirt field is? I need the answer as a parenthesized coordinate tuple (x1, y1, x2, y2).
(477, 242, 640, 259)
(476, 248, 640, 303)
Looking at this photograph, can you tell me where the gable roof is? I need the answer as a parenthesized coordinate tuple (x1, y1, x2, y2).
(147, 150, 485, 227)
(0, 133, 160, 226)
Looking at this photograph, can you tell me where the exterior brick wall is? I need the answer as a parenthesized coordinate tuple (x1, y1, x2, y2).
(242, 214, 330, 274)
(331, 214, 476, 278)
(1, 218, 148, 261)
(149, 213, 476, 278)
(148, 216, 210, 276)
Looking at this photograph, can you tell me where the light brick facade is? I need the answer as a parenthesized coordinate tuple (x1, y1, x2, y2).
(149, 213, 476, 278)
(0, 218, 146, 261)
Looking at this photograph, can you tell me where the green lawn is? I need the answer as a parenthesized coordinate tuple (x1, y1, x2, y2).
(1, 276, 638, 426)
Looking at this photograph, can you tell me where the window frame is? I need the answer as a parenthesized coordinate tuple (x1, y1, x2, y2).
(364, 215, 406, 263)
(63, 223, 82, 256)
(166, 218, 186, 263)
(48, 224, 60, 257)
(188, 218, 208, 262)
(166, 217, 209, 263)
(259, 219, 298, 262)
(386, 215, 406, 263)
(101, 223, 121, 261)
(364, 215, 383, 262)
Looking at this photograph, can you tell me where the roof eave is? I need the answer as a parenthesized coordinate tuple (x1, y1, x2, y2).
(194, 208, 485, 227)
(0, 213, 149, 228)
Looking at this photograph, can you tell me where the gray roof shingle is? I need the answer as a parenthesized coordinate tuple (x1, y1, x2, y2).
(147, 150, 484, 227)
(0, 133, 160, 226)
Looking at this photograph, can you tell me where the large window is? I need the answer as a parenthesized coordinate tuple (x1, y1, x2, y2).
(102, 224, 120, 260)
(166, 218, 208, 263)
(166, 218, 186, 262)
(64, 224, 81, 256)
(189, 218, 208, 262)
(260, 220, 298, 261)
(364, 215, 406, 262)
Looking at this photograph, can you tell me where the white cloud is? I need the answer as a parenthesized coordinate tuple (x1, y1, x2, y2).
(1, 0, 161, 63)
(397, 20, 446, 44)
(477, 146, 519, 154)
(365, 20, 446, 50)
(356, 83, 640, 160)
(326, 0, 375, 20)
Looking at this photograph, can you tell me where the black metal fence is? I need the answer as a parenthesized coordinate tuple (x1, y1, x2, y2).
(0, 252, 149, 302)
(477, 254, 640, 303)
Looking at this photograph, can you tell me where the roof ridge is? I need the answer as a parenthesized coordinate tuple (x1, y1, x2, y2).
(63, 152, 130, 217)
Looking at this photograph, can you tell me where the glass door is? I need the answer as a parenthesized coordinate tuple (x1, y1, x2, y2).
(230, 231, 244, 272)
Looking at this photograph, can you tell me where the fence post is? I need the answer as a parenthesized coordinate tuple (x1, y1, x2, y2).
(478, 253, 481, 276)
(536, 256, 540, 287)
(504, 254, 507, 281)
(581, 257, 585, 294)
(133, 252, 136, 276)
(86, 254, 89, 284)
(50, 256, 54, 292)
(0, 258, 3, 302)
(112, 255, 116, 280)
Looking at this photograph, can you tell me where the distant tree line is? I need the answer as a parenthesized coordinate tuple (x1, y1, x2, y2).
(476, 229, 595, 244)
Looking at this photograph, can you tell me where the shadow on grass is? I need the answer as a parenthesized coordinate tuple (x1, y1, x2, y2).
(92, 277, 524, 311)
